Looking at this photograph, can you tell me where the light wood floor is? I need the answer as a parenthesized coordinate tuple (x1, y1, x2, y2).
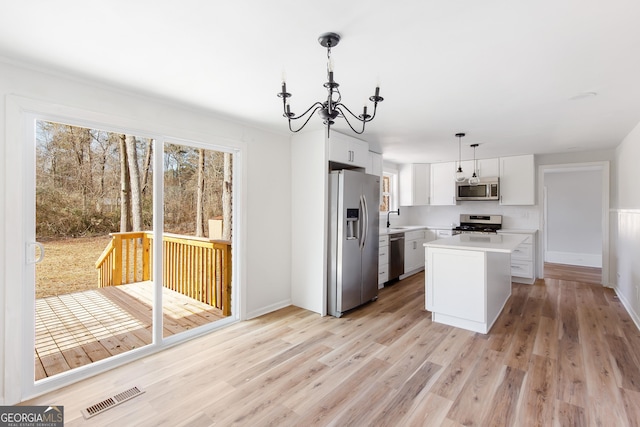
(24, 269, 640, 426)
(35, 282, 226, 380)
(544, 262, 602, 284)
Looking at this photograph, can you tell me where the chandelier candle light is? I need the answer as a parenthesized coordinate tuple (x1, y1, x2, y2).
(277, 32, 384, 137)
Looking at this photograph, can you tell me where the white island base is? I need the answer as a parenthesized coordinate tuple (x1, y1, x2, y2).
(425, 234, 526, 334)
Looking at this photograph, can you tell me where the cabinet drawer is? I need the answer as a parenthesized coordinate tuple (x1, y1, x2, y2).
(378, 268, 388, 284)
(511, 260, 533, 278)
(511, 243, 532, 261)
(379, 251, 388, 265)
(379, 235, 389, 246)
(405, 230, 425, 241)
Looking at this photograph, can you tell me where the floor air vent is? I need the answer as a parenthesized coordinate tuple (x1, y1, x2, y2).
(81, 386, 145, 419)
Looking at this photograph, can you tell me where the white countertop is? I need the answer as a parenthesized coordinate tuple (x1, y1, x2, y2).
(424, 233, 528, 253)
(381, 225, 429, 234)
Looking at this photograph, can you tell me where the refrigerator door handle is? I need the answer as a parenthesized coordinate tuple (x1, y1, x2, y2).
(360, 194, 368, 250)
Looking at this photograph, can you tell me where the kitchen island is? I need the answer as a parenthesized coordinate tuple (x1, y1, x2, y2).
(424, 233, 528, 334)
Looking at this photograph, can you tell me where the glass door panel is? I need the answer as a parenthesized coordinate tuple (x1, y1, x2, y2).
(162, 142, 233, 338)
(34, 120, 153, 381)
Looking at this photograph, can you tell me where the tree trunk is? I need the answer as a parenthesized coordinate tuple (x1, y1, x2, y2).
(195, 148, 205, 237)
(222, 152, 232, 240)
(125, 135, 143, 231)
(141, 142, 153, 195)
(119, 135, 131, 232)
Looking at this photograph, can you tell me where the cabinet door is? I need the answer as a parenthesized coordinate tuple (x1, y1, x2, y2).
(477, 158, 500, 177)
(327, 133, 351, 164)
(367, 151, 383, 176)
(430, 162, 457, 205)
(349, 138, 369, 168)
(404, 237, 421, 272)
(461, 158, 499, 179)
(327, 132, 368, 167)
(399, 164, 429, 206)
(499, 155, 534, 205)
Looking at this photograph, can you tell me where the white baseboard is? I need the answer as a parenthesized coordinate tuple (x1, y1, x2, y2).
(545, 251, 602, 268)
(614, 285, 640, 331)
(245, 299, 292, 320)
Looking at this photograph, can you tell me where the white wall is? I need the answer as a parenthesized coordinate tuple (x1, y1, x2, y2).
(402, 202, 540, 230)
(0, 59, 292, 403)
(544, 169, 602, 266)
(611, 120, 640, 329)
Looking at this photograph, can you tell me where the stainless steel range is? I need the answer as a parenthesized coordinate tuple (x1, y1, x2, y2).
(452, 214, 502, 235)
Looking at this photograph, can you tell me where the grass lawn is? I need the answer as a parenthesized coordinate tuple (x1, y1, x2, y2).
(36, 235, 112, 298)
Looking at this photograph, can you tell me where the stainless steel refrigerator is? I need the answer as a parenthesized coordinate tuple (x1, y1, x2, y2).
(328, 169, 380, 317)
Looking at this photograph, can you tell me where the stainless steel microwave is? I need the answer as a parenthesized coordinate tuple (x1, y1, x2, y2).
(456, 177, 500, 201)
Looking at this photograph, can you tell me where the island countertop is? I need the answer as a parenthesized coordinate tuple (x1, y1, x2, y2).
(424, 233, 527, 253)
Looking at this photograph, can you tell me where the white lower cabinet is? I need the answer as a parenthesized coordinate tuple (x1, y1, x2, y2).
(434, 229, 453, 239)
(498, 230, 537, 284)
(403, 229, 435, 275)
(378, 234, 389, 287)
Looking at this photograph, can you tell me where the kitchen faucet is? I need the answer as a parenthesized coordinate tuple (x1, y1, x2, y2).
(386, 209, 400, 228)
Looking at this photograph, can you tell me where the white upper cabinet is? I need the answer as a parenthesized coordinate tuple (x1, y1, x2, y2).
(367, 151, 383, 176)
(430, 162, 457, 205)
(477, 158, 500, 177)
(327, 132, 369, 168)
(499, 154, 535, 205)
(460, 158, 499, 179)
(399, 163, 430, 206)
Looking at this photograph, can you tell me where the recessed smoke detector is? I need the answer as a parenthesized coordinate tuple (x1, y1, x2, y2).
(569, 91, 597, 101)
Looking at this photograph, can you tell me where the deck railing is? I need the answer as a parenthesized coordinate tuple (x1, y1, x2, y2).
(95, 231, 232, 316)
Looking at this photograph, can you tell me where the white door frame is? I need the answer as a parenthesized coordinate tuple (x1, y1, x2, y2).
(537, 161, 610, 285)
(3, 95, 243, 404)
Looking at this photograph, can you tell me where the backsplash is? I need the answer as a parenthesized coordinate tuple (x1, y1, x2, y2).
(398, 202, 541, 230)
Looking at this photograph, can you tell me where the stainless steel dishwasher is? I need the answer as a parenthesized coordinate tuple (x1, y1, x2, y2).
(388, 233, 405, 281)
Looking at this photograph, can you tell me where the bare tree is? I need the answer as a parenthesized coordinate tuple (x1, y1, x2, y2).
(222, 152, 232, 240)
(195, 148, 205, 237)
(141, 142, 153, 196)
(125, 135, 143, 231)
(119, 135, 131, 232)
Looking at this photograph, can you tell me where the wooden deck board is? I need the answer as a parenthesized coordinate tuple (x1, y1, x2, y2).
(34, 282, 227, 380)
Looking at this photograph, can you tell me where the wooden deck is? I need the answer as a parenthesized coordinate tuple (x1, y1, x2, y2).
(35, 282, 227, 381)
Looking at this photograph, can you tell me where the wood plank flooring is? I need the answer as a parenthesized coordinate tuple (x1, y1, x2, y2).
(544, 262, 602, 284)
(35, 282, 226, 380)
(24, 268, 640, 426)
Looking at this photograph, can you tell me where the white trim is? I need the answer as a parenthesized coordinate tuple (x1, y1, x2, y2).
(4, 95, 245, 404)
(614, 285, 640, 331)
(537, 161, 609, 285)
(545, 251, 602, 268)
(245, 299, 292, 320)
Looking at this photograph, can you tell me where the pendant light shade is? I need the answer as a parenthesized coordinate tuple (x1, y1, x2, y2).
(454, 133, 466, 182)
(468, 143, 480, 184)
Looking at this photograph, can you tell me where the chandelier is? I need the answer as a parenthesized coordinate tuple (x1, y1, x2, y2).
(277, 32, 383, 137)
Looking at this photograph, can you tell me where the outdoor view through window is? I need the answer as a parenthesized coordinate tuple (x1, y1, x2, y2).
(34, 120, 232, 381)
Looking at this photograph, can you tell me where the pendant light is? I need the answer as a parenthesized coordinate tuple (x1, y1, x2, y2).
(454, 133, 466, 182)
(468, 143, 480, 184)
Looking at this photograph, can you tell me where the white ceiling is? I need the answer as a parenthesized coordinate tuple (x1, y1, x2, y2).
(2, 0, 640, 164)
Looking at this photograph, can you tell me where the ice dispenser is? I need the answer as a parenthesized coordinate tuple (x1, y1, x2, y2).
(346, 208, 359, 240)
